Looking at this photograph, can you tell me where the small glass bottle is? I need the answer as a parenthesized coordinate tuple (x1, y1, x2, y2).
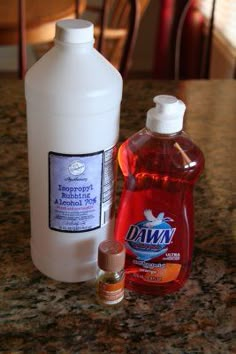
(97, 240, 125, 306)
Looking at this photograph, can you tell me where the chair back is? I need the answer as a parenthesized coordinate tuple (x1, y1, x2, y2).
(0, 0, 150, 78)
(87, 0, 150, 78)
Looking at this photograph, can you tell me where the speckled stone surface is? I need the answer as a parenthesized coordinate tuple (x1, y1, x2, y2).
(0, 80, 235, 353)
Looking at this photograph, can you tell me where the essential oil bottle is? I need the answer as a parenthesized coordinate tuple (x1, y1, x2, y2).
(97, 240, 125, 305)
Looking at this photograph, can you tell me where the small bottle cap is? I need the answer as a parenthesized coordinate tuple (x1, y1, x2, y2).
(98, 240, 125, 272)
(146, 95, 186, 134)
(55, 19, 94, 44)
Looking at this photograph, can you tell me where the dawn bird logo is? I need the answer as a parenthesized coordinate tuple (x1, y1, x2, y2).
(144, 209, 173, 228)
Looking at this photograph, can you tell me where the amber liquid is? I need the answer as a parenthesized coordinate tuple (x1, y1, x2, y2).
(115, 128, 204, 295)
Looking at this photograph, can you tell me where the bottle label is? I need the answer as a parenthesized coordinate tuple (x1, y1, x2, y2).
(98, 278, 125, 305)
(49, 146, 116, 232)
(125, 209, 181, 283)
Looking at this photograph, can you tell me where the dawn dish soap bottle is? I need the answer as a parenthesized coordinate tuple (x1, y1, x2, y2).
(25, 20, 122, 282)
(115, 95, 204, 295)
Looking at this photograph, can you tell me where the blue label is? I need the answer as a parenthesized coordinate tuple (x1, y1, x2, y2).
(125, 209, 176, 261)
(49, 151, 103, 232)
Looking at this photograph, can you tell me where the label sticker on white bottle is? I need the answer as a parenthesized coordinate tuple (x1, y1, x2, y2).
(49, 147, 116, 233)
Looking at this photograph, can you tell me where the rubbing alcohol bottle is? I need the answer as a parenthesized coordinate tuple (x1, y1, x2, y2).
(25, 20, 122, 282)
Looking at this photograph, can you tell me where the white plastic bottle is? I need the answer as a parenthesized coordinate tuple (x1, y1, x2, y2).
(25, 19, 123, 282)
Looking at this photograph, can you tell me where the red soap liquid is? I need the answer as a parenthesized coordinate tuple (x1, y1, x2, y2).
(115, 128, 204, 295)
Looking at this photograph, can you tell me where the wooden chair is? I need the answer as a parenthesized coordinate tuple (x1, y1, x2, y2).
(0, 0, 150, 79)
(0, 0, 87, 78)
(86, 0, 150, 77)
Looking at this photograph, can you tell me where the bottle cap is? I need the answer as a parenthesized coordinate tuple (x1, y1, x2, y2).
(55, 19, 94, 44)
(146, 95, 186, 134)
(98, 240, 125, 272)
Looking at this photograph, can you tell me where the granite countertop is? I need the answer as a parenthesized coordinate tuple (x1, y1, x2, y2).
(0, 80, 235, 353)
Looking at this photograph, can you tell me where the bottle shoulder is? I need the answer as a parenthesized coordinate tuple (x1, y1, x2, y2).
(97, 270, 124, 283)
(118, 128, 204, 180)
(123, 128, 199, 150)
(25, 45, 122, 99)
(25, 45, 123, 114)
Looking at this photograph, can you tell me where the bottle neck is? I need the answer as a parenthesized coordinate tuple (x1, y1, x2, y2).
(146, 104, 184, 134)
(99, 269, 124, 278)
(145, 127, 183, 139)
(54, 39, 94, 53)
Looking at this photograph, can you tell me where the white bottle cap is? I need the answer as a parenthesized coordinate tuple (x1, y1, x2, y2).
(55, 19, 94, 44)
(146, 95, 186, 134)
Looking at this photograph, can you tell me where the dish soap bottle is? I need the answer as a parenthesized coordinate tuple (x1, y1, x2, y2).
(115, 95, 204, 295)
(25, 20, 122, 282)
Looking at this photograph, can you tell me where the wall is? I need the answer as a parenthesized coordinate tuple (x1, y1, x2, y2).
(210, 33, 235, 78)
